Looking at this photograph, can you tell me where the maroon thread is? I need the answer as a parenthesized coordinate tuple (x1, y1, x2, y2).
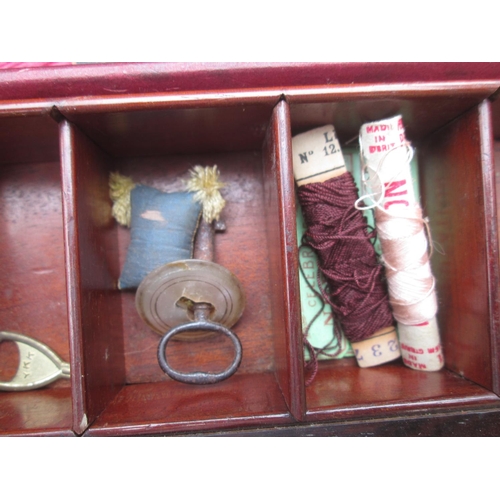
(297, 172, 394, 343)
(298, 248, 345, 385)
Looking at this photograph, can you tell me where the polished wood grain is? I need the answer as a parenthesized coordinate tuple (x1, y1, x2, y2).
(60, 121, 125, 434)
(490, 95, 500, 140)
(495, 140, 500, 258)
(197, 406, 500, 436)
(478, 102, 500, 395)
(0, 113, 59, 165)
(85, 372, 291, 436)
(263, 100, 305, 420)
(0, 160, 72, 434)
(0, 161, 69, 361)
(0, 387, 74, 436)
(305, 358, 499, 421)
(1, 63, 500, 100)
(58, 97, 278, 159)
(419, 105, 497, 392)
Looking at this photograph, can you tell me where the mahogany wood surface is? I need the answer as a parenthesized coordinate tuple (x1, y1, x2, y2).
(58, 97, 279, 159)
(1, 63, 500, 101)
(85, 372, 291, 436)
(60, 121, 125, 434)
(0, 114, 59, 165)
(490, 96, 500, 140)
(478, 102, 500, 396)
(495, 141, 500, 260)
(195, 406, 500, 436)
(305, 358, 499, 421)
(48, 82, 500, 160)
(263, 100, 304, 420)
(419, 105, 498, 393)
(0, 387, 74, 436)
(57, 90, 281, 113)
(0, 160, 72, 434)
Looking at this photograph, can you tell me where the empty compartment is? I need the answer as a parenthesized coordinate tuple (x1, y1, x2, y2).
(57, 92, 297, 435)
(286, 85, 500, 421)
(0, 110, 73, 435)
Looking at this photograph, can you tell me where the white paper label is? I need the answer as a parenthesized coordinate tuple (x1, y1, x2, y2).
(398, 318, 444, 371)
(292, 125, 346, 186)
(359, 115, 416, 210)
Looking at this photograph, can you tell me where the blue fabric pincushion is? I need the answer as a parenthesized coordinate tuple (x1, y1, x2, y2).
(118, 185, 201, 290)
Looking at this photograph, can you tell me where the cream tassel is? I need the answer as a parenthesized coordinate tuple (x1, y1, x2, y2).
(185, 165, 226, 223)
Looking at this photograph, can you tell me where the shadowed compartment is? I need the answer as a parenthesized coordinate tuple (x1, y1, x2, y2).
(0, 111, 73, 436)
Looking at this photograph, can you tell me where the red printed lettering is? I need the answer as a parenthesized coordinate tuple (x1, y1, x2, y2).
(401, 343, 424, 355)
(403, 358, 427, 370)
(368, 143, 396, 154)
(427, 345, 441, 354)
(366, 124, 393, 134)
(384, 199, 410, 210)
(384, 179, 407, 198)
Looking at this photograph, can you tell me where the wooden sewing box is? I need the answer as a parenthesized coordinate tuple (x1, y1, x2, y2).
(1, 62, 500, 436)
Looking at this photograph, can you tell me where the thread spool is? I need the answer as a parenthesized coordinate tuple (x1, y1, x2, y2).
(359, 115, 444, 371)
(292, 125, 401, 368)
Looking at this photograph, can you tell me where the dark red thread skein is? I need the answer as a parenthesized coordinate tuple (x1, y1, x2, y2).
(297, 172, 394, 343)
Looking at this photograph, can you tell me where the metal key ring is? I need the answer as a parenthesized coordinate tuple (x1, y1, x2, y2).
(157, 320, 242, 385)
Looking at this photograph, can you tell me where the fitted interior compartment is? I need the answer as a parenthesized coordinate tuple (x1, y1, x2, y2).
(58, 96, 296, 435)
(0, 113, 73, 435)
(288, 94, 500, 420)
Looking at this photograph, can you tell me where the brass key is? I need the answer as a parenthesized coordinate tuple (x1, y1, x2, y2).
(0, 331, 70, 391)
